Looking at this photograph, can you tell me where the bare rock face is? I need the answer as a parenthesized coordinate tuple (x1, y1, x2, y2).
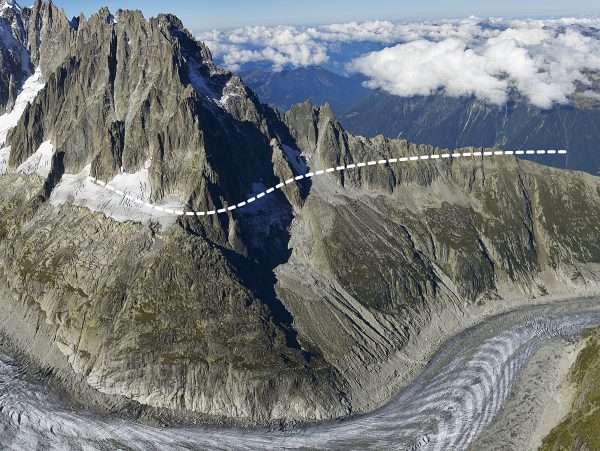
(0, 0, 31, 114)
(0, 3, 345, 424)
(278, 101, 600, 414)
(0, 172, 349, 422)
(2, 2, 600, 425)
(0, 0, 77, 114)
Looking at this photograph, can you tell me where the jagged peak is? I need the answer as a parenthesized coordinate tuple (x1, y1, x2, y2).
(155, 12, 185, 30)
(34, 0, 71, 27)
(0, 0, 21, 12)
(319, 102, 335, 117)
(153, 12, 214, 62)
(0, 0, 21, 20)
(286, 100, 340, 126)
(88, 6, 115, 25)
(113, 9, 145, 23)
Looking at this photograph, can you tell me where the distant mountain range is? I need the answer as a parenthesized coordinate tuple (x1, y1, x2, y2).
(340, 89, 600, 174)
(240, 66, 369, 113)
(240, 65, 599, 174)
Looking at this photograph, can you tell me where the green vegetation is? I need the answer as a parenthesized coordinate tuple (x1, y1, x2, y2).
(540, 327, 600, 450)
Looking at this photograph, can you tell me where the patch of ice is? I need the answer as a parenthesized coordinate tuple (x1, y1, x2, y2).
(219, 92, 236, 106)
(49, 164, 184, 232)
(0, 145, 9, 174)
(0, 10, 30, 72)
(16, 140, 53, 177)
(0, 0, 21, 13)
(108, 162, 153, 202)
(281, 144, 309, 174)
(188, 62, 240, 114)
(0, 68, 44, 146)
(218, 80, 240, 107)
(188, 63, 219, 101)
(186, 48, 259, 116)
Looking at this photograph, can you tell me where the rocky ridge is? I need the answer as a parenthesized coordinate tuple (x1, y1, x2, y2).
(0, 0, 30, 114)
(340, 89, 600, 174)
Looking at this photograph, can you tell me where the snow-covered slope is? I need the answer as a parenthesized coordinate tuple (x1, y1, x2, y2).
(0, 0, 21, 13)
(50, 163, 184, 231)
(0, 68, 44, 146)
(16, 140, 53, 177)
(0, 0, 30, 107)
(0, 68, 44, 175)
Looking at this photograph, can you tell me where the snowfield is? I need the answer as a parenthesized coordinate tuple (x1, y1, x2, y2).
(50, 163, 184, 231)
(0, 68, 183, 230)
(16, 140, 53, 177)
(0, 0, 21, 13)
(0, 68, 44, 147)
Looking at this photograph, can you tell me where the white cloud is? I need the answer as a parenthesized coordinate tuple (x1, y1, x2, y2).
(198, 17, 600, 108)
(199, 25, 330, 71)
(349, 39, 509, 104)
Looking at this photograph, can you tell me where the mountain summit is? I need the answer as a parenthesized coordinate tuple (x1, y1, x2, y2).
(1, 2, 600, 426)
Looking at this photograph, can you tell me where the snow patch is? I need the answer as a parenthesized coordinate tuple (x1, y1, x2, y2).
(16, 140, 53, 177)
(0, 13, 29, 74)
(107, 160, 153, 202)
(218, 80, 240, 107)
(218, 92, 237, 106)
(281, 144, 309, 174)
(188, 63, 240, 113)
(0, 146, 9, 175)
(50, 164, 184, 232)
(0, 68, 44, 146)
(188, 63, 219, 101)
(0, 0, 20, 13)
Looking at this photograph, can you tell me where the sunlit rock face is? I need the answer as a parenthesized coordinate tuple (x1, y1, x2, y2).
(1, 1, 600, 427)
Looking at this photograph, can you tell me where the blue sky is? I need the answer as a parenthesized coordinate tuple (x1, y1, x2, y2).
(49, 0, 600, 31)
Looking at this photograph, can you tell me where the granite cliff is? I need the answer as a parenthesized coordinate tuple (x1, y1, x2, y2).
(1, 1, 600, 425)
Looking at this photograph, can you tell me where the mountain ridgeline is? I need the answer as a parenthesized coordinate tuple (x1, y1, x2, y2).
(240, 66, 370, 113)
(235, 65, 599, 175)
(1, 0, 600, 427)
(340, 89, 600, 174)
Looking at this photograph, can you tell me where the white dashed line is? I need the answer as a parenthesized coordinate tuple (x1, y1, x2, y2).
(89, 149, 566, 217)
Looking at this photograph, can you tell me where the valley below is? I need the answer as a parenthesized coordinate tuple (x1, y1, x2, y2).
(2, 295, 600, 450)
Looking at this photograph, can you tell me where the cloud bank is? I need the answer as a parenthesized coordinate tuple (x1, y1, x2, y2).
(198, 17, 600, 108)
